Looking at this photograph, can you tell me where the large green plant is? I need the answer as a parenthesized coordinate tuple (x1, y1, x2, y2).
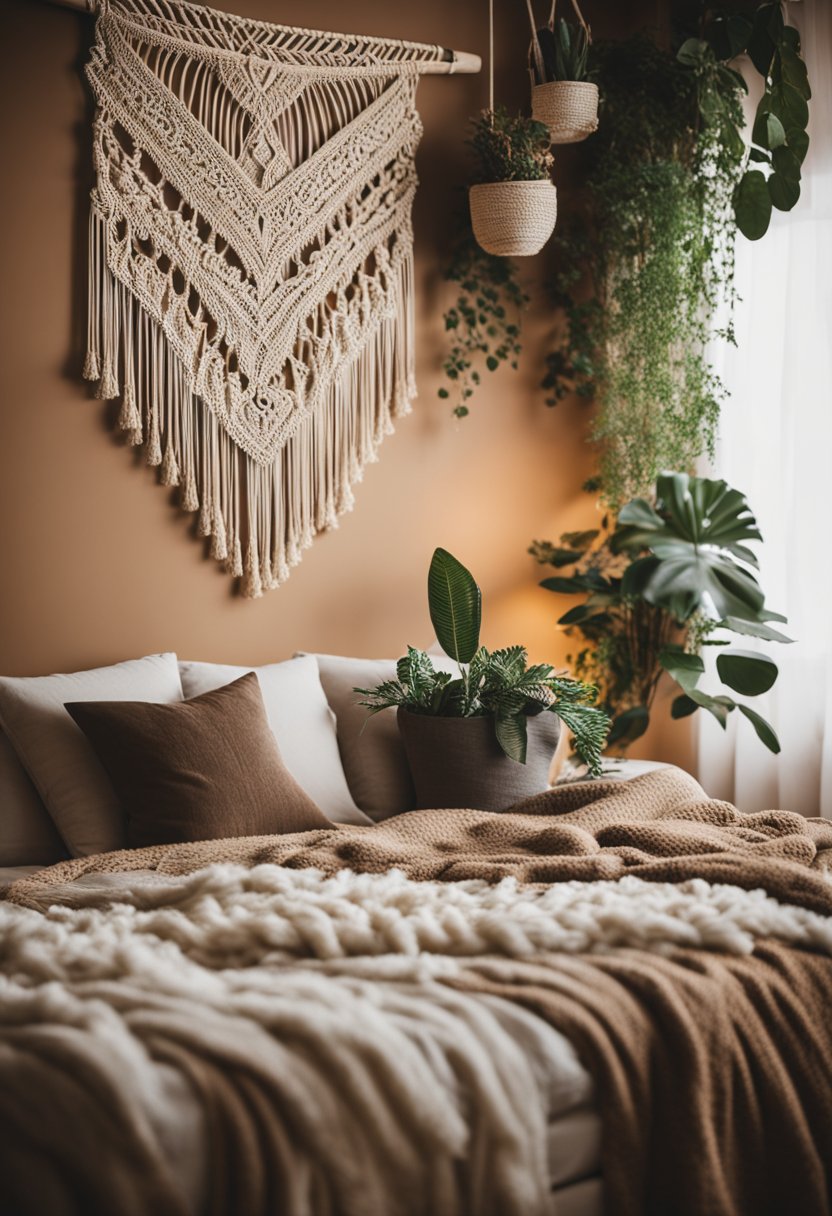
(532, 474, 791, 750)
(356, 548, 609, 774)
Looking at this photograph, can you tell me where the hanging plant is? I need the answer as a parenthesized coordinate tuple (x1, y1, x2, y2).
(541, 32, 747, 506)
(468, 107, 558, 258)
(531, 473, 792, 751)
(527, 1, 599, 145)
(438, 220, 528, 418)
(680, 3, 811, 241)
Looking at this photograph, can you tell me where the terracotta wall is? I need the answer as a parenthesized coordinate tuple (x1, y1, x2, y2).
(0, 0, 690, 767)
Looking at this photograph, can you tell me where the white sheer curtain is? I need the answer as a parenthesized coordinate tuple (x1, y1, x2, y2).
(696, 0, 832, 817)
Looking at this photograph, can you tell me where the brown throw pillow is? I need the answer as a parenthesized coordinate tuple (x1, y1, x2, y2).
(65, 673, 332, 848)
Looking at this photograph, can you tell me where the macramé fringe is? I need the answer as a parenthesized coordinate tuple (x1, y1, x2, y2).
(83, 212, 416, 597)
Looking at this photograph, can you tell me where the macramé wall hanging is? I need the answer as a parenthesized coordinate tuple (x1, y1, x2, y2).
(69, 0, 478, 595)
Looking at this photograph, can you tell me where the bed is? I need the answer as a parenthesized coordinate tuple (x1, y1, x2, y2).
(1, 655, 831, 1216)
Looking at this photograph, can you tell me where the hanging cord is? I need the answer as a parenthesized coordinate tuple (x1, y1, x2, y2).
(488, 0, 494, 112)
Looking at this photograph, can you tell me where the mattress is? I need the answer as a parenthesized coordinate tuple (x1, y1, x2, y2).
(2, 863, 603, 1213)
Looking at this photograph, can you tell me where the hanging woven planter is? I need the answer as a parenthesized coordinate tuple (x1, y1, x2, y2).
(531, 80, 598, 144)
(527, 0, 599, 145)
(469, 180, 558, 257)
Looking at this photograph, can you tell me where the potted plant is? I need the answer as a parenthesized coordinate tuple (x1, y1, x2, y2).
(528, 6, 598, 145)
(468, 108, 557, 258)
(356, 547, 608, 810)
(532, 473, 791, 751)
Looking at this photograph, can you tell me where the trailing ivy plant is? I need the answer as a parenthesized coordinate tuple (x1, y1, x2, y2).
(532, 473, 792, 751)
(439, 225, 527, 419)
(543, 34, 745, 505)
(356, 547, 609, 773)
(438, 108, 552, 418)
(543, 4, 810, 504)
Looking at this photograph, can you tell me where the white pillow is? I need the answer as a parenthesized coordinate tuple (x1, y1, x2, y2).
(0, 730, 67, 867)
(178, 657, 371, 827)
(0, 654, 183, 857)
(306, 653, 458, 822)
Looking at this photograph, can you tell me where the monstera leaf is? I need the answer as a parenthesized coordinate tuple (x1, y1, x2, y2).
(427, 548, 481, 664)
(613, 473, 765, 622)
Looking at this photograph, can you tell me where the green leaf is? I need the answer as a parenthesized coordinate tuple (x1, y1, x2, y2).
(771, 145, 801, 181)
(540, 546, 586, 568)
(786, 127, 810, 164)
(716, 650, 778, 696)
(660, 648, 705, 693)
(734, 170, 773, 240)
(607, 705, 649, 745)
(540, 576, 588, 594)
(485, 355, 499, 372)
(768, 82, 809, 130)
(671, 694, 699, 720)
(738, 705, 781, 753)
(719, 615, 793, 644)
(677, 38, 708, 67)
(748, 148, 771, 164)
(437, 388, 449, 399)
(753, 107, 786, 150)
(427, 548, 482, 664)
(746, 18, 775, 76)
(684, 688, 736, 729)
(780, 48, 811, 100)
(769, 172, 801, 212)
(495, 712, 528, 763)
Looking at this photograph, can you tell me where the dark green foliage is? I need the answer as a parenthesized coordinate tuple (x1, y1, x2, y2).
(543, 33, 744, 505)
(439, 220, 527, 418)
(468, 108, 554, 185)
(356, 548, 609, 773)
(532, 474, 791, 753)
(532, 18, 590, 85)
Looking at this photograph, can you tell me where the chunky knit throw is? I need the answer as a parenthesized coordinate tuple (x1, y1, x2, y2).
(82, 0, 449, 593)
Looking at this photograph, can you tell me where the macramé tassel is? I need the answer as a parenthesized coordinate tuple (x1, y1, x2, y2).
(210, 505, 228, 562)
(181, 466, 200, 513)
(83, 350, 101, 382)
(145, 398, 162, 466)
(160, 442, 180, 487)
(227, 534, 244, 579)
(241, 539, 263, 599)
(118, 384, 142, 443)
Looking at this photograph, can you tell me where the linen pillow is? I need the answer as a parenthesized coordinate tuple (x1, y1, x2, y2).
(0, 730, 67, 867)
(0, 653, 183, 857)
(178, 656, 371, 826)
(304, 653, 458, 822)
(66, 673, 332, 849)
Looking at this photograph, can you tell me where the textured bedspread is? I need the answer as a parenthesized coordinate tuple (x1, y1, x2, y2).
(3, 768, 832, 1216)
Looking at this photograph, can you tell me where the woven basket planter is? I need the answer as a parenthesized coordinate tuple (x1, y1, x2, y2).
(532, 81, 599, 144)
(469, 180, 557, 258)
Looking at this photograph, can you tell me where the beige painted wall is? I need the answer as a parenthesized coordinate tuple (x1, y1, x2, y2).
(0, 0, 691, 768)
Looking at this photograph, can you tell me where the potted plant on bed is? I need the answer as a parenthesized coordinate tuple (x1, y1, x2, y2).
(528, 6, 599, 145)
(356, 548, 608, 810)
(468, 107, 558, 258)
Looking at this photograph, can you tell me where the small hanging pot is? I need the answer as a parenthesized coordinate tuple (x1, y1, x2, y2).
(469, 179, 558, 257)
(531, 80, 598, 145)
(527, 0, 598, 145)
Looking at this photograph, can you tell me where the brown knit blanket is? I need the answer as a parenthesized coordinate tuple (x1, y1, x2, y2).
(10, 768, 832, 914)
(6, 767, 832, 1216)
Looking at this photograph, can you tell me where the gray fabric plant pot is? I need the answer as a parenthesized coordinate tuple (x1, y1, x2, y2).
(397, 708, 560, 812)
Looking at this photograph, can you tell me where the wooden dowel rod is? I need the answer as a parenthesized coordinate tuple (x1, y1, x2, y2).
(40, 0, 482, 74)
